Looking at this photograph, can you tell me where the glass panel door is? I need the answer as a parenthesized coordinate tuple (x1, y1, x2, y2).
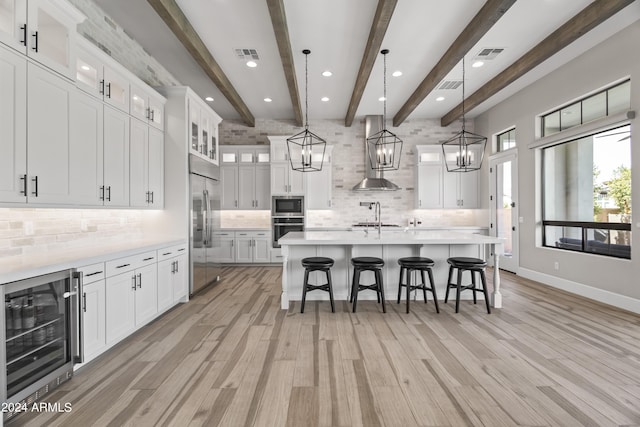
(4, 271, 71, 397)
(490, 152, 518, 273)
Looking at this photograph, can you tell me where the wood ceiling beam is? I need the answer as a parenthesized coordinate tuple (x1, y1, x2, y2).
(440, 0, 634, 127)
(147, 0, 255, 127)
(344, 0, 398, 127)
(393, 0, 516, 127)
(266, 0, 303, 127)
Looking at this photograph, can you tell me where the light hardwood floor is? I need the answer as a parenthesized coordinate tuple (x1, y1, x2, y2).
(13, 266, 640, 426)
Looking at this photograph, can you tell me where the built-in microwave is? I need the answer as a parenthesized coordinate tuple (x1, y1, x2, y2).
(272, 196, 304, 217)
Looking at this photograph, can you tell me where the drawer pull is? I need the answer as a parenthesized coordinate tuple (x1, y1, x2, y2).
(85, 271, 103, 277)
(178, 248, 185, 252)
(143, 257, 155, 261)
(162, 252, 172, 256)
(116, 263, 130, 269)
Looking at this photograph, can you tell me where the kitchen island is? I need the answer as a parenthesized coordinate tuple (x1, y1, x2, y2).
(278, 230, 504, 310)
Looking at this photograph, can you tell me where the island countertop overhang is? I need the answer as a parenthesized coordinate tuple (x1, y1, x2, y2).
(278, 230, 504, 246)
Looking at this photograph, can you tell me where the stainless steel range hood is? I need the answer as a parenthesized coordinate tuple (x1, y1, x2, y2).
(352, 116, 400, 191)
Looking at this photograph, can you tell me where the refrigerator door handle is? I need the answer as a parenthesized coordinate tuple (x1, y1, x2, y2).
(202, 189, 209, 246)
(204, 189, 213, 245)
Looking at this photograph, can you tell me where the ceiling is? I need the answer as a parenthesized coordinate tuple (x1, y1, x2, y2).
(95, 0, 640, 126)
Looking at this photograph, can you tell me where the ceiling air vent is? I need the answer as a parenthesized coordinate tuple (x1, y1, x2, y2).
(475, 48, 504, 60)
(439, 80, 463, 90)
(235, 48, 259, 60)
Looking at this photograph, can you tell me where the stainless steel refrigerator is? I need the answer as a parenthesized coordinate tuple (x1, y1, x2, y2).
(190, 155, 222, 295)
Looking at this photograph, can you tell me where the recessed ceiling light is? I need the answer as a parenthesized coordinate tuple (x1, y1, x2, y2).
(436, 96, 445, 102)
(81, 65, 91, 71)
(205, 96, 214, 102)
(378, 96, 386, 102)
(392, 70, 402, 77)
(322, 70, 332, 77)
(472, 60, 484, 68)
(246, 61, 257, 68)
(321, 97, 329, 102)
(264, 97, 272, 103)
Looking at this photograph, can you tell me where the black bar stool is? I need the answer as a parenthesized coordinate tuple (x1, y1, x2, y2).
(350, 257, 385, 313)
(300, 257, 335, 313)
(444, 257, 491, 314)
(397, 257, 439, 314)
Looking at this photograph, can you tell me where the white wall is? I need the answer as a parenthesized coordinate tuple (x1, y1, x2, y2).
(475, 21, 639, 302)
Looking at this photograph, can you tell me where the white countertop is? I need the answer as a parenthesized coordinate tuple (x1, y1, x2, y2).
(0, 238, 186, 284)
(279, 230, 502, 246)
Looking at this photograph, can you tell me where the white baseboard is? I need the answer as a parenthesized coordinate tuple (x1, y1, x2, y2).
(518, 267, 640, 314)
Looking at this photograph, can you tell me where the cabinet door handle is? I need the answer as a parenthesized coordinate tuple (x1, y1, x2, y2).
(235, 200, 238, 208)
(107, 186, 111, 202)
(106, 82, 111, 98)
(145, 107, 150, 119)
(20, 174, 27, 195)
(31, 176, 38, 197)
(146, 191, 149, 203)
(100, 185, 105, 201)
(137, 273, 142, 288)
(82, 292, 87, 313)
(131, 275, 137, 290)
(175, 261, 179, 272)
(171, 261, 175, 273)
(150, 110, 155, 122)
(99, 79, 105, 95)
(20, 25, 27, 46)
(150, 191, 154, 204)
(31, 31, 38, 52)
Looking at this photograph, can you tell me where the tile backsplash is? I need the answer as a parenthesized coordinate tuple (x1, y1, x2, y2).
(0, 209, 145, 258)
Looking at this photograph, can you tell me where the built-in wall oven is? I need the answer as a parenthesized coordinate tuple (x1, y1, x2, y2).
(1, 270, 80, 422)
(272, 217, 305, 248)
(272, 196, 305, 248)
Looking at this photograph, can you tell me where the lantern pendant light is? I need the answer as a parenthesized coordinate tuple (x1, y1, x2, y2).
(287, 49, 326, 172)
(367, 49, 402, 171)
(441, 57, 487, 172)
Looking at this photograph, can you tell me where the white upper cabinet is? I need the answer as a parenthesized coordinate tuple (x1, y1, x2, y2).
(0, 0, 85, 79)
(415, 145, 479, 209)
(130, 119, 163, 208)
(268, 136, 306, 195)
(75, 38, 130, 113)
(219, 146, 270, 210)
(0, 0, 27, 54)
(0, 44, 27, 203)
(130, 82, 163, 130)
(68, 88, 104, 205)
(103, 105, 130, 207)
(306, 146, 332, 209)
(187, 94, 221, 165)
(26, 61, 74, 204)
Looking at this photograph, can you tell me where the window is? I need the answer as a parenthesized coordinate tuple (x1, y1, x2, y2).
(542, 125, 631, 258)
(497, 128, 516, 152)
(541, 80, 630, 137)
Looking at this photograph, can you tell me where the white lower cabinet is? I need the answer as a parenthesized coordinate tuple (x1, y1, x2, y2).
(213, 231, 235, 263)
(235, 231, 270, 263)
(77, 262, 106, 363)
(218, 230, 271, 263)
(105, 251, 158, 345)
(157, 243, 189, 310)
(77, 243, 187, 365)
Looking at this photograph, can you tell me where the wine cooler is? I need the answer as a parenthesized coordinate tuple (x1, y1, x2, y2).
(1, 270, 80, 422)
